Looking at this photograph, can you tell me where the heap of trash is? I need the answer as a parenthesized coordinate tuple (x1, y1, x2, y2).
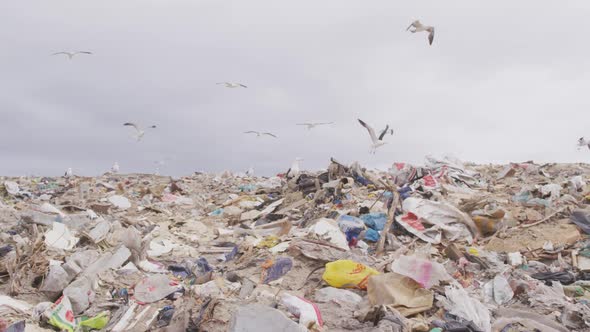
(3, 155, 590, 331)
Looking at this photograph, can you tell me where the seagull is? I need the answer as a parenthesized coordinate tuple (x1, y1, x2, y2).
(244, 131, 277, 138)
(406, 20, 435, 45)
(123, 123, 157, 141)
(358, 119, 392, 154)
(52, 51, 93, 59)
(296, 122, 334, 130)
(64, 168, 73, 177)
(578, 137, 590, 150)
(217, 82, 247, 88)
(286, 158, 303, 179)
(111, 162, 120, 174)
(246, 167, 255, 177)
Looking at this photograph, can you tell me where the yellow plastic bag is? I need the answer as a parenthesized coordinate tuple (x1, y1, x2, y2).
(322, 260, 380, 290)
(256, 236, 280, 249)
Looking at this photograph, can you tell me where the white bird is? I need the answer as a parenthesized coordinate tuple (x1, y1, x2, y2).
(123, 122, 157, 141)
(246, 166, 255, 177)
(406, 20, 435, 45)
(358, 119, 393, 154)
(296, 122, 334, 130)
(287, 158, 304, 179)
(217, 82, 247, 88)
(578, 137, 590, 150)
(111, 162, 120, 174)
(64, 168, 73, 177)
(52, 51, 93, 59)
(244, 131, 277, 138)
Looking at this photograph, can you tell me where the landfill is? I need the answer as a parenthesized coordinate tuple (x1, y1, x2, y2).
(3, 156, 590, 331)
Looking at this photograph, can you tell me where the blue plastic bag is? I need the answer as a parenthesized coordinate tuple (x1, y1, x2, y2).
(360, 212, 388, 231)
(263, 257, 293, 284)
(363, 229, 380, 242)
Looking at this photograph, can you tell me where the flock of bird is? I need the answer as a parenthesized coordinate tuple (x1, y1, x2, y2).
(51, 18, 436, 176)
(57, 17, 557, 177)
(51, 18, 435, 152)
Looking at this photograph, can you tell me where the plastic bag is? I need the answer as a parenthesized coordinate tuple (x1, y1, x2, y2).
(360, 212, 388, 231)
(156, 306, 175, 328)
(483, 275, 514, 305)
(531, 271, 575, 285)
(363, 229, 380, 242)
(44, 296, 76, 332)
(314, 287, 363, 305)
(391, 255, 452, 289)
(437, 286, 491, 332)
(367, 273, 433, 317)
(389, 163, 417, 186)
(281, 293, 323, 329)
(570, 210, 590, 234)
(78, 311, 110, 330)
(541, 184, 562, 199)
(322, 260, 379, 290)
(262, 257, 293, 284)
(395, 197, 477, 244)
(309, 218, 350, 251)
(338, 215, 365, 247)
(134, 275, 180, 303)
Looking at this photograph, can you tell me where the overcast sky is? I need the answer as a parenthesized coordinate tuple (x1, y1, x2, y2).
(2, 0, 590, 176)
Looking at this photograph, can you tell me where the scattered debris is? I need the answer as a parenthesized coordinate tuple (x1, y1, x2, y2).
(1, 158, 590, 330)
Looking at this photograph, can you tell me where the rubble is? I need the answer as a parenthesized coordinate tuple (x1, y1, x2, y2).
(2, 158, 590, 331)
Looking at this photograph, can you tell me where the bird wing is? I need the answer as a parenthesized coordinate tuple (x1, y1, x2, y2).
(407, 20, 421, 30)
(263, 133, 277, 138)
(358, 119, 378, 143)
(428, 28, 435, 45)
(123, 122, 141, 133)
(378, 125, 390, 140)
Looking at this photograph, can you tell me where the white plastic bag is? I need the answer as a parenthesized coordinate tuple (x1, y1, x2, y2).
(308, 218, 349, 251)
(437, 285, 491, 332)
(281, 293, 323, 329)
(395, 197, 477, 244)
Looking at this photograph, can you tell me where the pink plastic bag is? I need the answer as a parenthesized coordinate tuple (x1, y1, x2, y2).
(391, 255, 451, 289)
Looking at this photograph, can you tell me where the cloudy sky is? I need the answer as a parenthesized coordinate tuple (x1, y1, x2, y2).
(2, 0, 590, 176)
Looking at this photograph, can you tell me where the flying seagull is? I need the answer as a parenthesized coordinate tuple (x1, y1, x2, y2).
(123, 122, 157, 141)
(358, 119, 392, 154)
(217, 82, 247, 88)
(406, 20, 435, 45)
(244, 131, 277, 138)
(52, 51, 93, 59)
(296, 122, 334, 130)
(578, 137, 590, 150)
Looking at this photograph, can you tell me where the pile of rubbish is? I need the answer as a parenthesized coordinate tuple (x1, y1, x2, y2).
(3, 155, 590, 331)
